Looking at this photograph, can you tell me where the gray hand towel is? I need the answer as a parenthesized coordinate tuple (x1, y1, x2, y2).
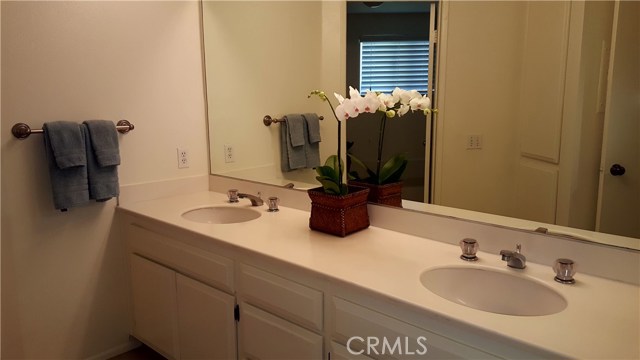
(302, 113, 321, 168)
(281, 115, 307, 171)
(83, 123, 120, 202)
(304, 113, 322, 143)
(286, 114, 306, 147)
(44, 121, 87, 168)
(83, 120, 121, 166)
(43, 122, 90, 211)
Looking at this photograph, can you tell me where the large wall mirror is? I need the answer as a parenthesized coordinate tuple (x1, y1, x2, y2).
(202, 1, 639, 250)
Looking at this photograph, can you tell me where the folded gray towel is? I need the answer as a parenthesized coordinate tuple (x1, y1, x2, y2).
(281, 115, 307, 171)
(83, 123, 120, 202)
(43, 122, 90, 211)
(83, 120, 121, 166)
(302, 113, 321, 168)
(304, 113, 322, 143)
(44, 121, 87, 168)
(286, 114, 306, 147)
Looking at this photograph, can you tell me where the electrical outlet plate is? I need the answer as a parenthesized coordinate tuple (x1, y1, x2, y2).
(224, 144, 235, 163)
(467, 135, 483, 149)
(177, 147, 189, 168)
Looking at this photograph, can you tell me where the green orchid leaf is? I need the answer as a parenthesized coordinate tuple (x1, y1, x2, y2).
(315, 176, 341, 194)
(315, 165, 338, 183)
(379, 153, 408, 184)
(324, 155, 345, 175)
(339, 183, 349, 195)
(347, 153, 371, 173)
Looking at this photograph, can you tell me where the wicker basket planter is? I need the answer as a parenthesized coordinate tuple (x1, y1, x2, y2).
(349, 181, 403, 208)
(307, 185, 370, 237)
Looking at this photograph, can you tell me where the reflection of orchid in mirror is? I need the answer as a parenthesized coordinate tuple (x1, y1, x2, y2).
(338, 87, 436, 185)
(309, 87, 437, 193)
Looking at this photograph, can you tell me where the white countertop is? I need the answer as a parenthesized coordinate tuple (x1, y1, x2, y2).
(119, 191, 640, 359)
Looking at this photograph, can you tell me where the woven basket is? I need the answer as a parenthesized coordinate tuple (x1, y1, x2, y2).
(349, 181, 403, 208)
(307, 186, 370, 237)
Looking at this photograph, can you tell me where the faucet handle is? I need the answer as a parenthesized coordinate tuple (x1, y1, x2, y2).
(227, 189, 239, 203)
(267, 196, 280, 212)
(459, 238, 479, 261)
(553, 258, 576, 284)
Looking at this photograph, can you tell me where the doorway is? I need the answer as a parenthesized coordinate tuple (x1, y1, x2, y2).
(346, 1, 436, 203)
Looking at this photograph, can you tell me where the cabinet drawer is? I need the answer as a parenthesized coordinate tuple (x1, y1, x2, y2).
(128, 224, 234, 293)
(332, 297, 500, 360)
(238, 264, 323, 331)
(238, 303, 323, 360)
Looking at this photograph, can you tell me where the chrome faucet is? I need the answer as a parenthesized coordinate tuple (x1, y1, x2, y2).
(238, 192, 264, 206)
(500, 244, 526, 269)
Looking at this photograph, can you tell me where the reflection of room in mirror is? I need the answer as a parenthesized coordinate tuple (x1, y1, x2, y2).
(201, 0, 639, 245)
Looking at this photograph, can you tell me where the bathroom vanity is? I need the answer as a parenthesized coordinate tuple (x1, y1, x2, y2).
(118, 191, 639, 360)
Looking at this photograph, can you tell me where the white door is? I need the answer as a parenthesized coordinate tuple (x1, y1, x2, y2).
(596, 0, 640, 238)
(176, 274, 237, 360)
(130, 255, 179, 359)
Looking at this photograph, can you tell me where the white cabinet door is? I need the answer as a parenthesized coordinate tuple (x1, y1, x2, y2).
(176, 273, 237, 360)
(130, 254, 179, 359)
(238, 303, 323, 360)
(330, 341, 376, 360)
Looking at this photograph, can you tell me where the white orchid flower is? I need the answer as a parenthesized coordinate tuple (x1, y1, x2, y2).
(410, 95, 431, 111)
(377, 93, 396, 110)
(362, 91, 381, 113)
(334, 92, 345, 104)
(397, 104, 410, 117)
(335, 98, 359, 121)
(349, 86, 362, 99)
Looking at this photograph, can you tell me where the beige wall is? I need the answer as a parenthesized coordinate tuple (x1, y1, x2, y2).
(435, 1, 525, 217)
(204, 1, 344, 185)
(1, 1, 207, 359)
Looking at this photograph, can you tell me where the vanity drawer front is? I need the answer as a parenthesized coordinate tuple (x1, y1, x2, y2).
(238, 303, 324, 359)
(238, 264, 323, 331)
(128, 224, 234, 293)
(331, 297, 500, 360)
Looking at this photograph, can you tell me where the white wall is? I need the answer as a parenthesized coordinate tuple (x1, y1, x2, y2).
(1, 2, 207, 359)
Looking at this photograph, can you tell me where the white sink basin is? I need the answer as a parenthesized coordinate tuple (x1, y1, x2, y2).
(182, 206, 261, 224)
(420, 266, 567, 316)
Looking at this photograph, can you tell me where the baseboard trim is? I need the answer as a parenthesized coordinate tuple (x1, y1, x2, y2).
(84, 338, 141, 360)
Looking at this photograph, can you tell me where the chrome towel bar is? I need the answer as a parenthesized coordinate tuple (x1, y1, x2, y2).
(11, 120, 135, 139)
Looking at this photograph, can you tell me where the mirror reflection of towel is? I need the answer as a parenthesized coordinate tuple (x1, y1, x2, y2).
(280, 113, 322, 171)
(303, 113, 321, 168)
(281, 114, 307, 171)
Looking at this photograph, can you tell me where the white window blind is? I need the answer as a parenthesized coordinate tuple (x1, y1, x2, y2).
(359, 40, 429, 94)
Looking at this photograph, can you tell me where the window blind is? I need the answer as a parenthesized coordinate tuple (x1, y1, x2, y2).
(359, 40, 429, 95)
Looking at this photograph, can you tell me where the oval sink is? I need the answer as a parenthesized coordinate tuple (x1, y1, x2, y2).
(420, 266, 566, 316)
(182, 206, 261, 224)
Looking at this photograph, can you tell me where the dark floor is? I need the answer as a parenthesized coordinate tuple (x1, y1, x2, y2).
(108, 344, 166, 360)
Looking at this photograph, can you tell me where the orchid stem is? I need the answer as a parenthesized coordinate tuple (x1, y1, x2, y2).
(375, 112, 387, 184)
(325, 99, 343, 191)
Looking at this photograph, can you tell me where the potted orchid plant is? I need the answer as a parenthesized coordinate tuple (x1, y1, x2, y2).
(306, 89, 371, 237)
(342, 87, 433, 186)
(329, 87, 434, 206)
